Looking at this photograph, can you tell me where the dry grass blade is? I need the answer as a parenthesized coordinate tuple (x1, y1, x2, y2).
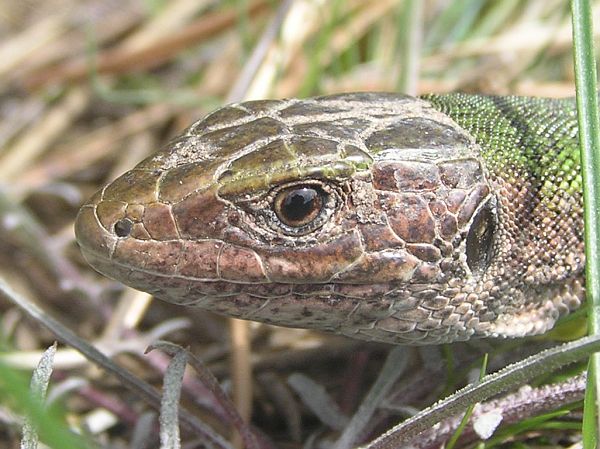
(152, 341, 262, 449)
(159, 348, 187, 449)
(18, 103, 175, 191)
(0, 14, 67, 79)
(22, 0, 271, 89)
(0, 87, 89, 182)
(287, 373, 349, 431)
(20, 342, 57, 449)
(0, 277, 233, 449)
(334, 347, 409, 449)
(130, 411, 157, 449)
(227, 0, 294, 102)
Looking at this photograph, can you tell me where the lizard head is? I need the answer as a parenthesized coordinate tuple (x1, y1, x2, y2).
(75, 92, 565, 344)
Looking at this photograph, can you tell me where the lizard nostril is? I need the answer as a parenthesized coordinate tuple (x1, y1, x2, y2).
(114, 218, 134, 237)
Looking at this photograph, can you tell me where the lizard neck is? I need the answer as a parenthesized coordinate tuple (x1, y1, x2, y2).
(423, 93, 584, 287)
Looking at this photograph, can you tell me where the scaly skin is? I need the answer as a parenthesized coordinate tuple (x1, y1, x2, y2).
(75, 92, 585, 344)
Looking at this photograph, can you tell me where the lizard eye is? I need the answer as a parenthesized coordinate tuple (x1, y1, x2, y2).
(465, 199, 496, 274)
(274, 185, 325, 228)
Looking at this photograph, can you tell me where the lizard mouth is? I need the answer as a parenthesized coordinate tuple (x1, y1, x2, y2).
(75, 198, 434, 342)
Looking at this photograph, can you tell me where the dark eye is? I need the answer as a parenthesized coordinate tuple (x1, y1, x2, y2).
(465, 200, 496, 273)
(114, 218, 133, 237)
(274, 186, 325, 228)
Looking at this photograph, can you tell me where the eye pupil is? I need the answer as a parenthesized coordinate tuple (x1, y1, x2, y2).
(275, 186, 324, 227)
(282, 189, 317, 221)
(114, 218, 133, 237)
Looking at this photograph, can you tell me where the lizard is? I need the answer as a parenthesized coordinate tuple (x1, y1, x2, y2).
(74, 92, 585, 345)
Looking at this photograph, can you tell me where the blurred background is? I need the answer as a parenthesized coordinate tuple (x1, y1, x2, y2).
(0, 1, 594, 448)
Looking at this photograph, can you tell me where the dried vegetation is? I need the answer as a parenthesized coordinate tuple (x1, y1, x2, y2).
(0, 1, 594, 448)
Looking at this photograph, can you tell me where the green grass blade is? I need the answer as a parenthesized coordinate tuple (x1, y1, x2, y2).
(584, 359, 597, 448)
(570, 0, 600, 445)
(0, 361, 86, 449)
(395, 0, 422, 95)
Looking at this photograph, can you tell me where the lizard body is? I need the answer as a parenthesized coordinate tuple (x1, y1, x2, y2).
(75, 92, 585, 344)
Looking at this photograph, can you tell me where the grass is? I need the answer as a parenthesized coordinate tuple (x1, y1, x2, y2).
(571, 0, 600, 446)
(0, 0, 596, 447)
